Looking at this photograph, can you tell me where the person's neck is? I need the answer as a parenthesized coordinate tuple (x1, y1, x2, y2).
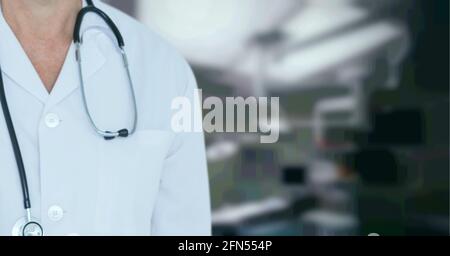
(0, 0, 82, 41)
(0, 0, 83, 92)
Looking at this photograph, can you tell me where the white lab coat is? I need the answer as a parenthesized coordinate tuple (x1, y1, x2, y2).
(0, 0, 211, 236)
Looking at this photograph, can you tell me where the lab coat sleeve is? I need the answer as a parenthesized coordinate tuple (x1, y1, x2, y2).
(151, 62, 212, 236)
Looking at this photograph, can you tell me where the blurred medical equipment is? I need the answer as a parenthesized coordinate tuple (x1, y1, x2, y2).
(213, 196, 315, 236)
(127, 0, 448, 235)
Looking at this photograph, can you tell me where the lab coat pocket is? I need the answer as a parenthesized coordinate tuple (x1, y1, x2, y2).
(94, 129, 175, 235)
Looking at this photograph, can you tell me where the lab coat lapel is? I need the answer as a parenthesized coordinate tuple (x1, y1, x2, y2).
(0, 12, 49, 103)
(44, 35, 106, 109)
(43, 0, 110, 108)
(0, 2, 109, 108)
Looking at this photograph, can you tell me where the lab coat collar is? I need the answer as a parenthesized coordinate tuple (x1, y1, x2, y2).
(0, 9, 49, 103)
(0, 0, 108, 106)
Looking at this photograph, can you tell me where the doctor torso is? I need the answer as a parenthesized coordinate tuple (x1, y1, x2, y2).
(0, 0, 211, 236)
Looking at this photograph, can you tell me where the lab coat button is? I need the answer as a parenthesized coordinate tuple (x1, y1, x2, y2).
(48, 205, 64, 222)
(45, 113, 60, 128)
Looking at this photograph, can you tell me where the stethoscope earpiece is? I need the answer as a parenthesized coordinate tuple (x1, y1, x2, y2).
(103, 129, 129, 140)
(118, 129, 130, 138)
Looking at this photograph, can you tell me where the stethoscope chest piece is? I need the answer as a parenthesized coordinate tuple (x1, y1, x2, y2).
(12, 217, 43, 236)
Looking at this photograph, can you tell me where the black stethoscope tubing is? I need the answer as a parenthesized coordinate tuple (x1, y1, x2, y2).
(0, 63, 31, 211)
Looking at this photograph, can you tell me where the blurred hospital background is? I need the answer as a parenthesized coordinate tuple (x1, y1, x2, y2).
(105, 0, 449, 236)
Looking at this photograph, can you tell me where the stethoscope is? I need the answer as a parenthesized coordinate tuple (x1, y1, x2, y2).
(0, 0, 137, 236)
